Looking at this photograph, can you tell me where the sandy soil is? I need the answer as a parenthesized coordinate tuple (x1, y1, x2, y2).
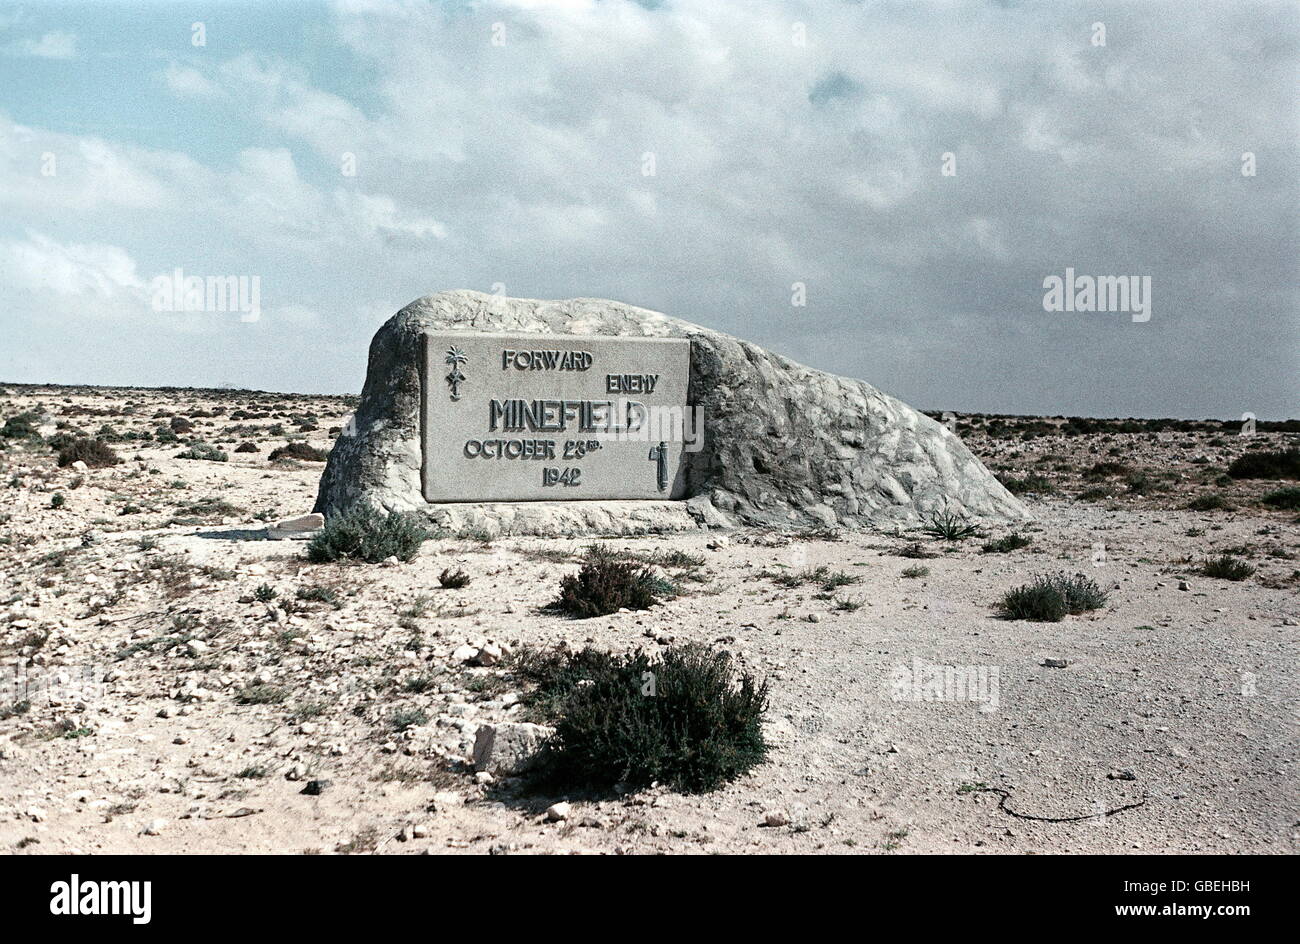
(1, 385, 1296, 854)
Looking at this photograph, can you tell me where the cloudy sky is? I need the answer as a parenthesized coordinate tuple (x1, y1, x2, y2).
(1, 0, 1295, 418)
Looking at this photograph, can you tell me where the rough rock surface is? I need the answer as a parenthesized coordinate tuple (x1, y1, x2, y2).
(472, 722, 555, 775)
(314, 290, 1028, 532)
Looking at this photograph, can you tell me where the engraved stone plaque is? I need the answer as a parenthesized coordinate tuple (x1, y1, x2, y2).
(421, 332, 691, 502)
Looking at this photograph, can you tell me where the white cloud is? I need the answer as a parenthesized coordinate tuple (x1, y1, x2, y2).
(162, 63, 222, 99)
(0, 231, 144, 300)
(6, 31, 77, 60)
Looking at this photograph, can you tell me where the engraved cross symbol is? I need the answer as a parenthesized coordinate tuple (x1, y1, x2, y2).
(648, 441, 668, 492)
(444, 346, 468, 401)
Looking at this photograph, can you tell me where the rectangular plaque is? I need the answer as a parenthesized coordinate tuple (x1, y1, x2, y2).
(422, 332, 691, 502)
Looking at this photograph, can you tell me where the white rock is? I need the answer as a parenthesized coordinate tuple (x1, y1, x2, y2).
(545, 801, 572, 822)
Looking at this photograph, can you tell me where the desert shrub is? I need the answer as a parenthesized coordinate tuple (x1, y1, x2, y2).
(254, 583, 278, 602)
(169, 416, 194, 434)
(234, 442, 258, 453)
(1261, 487, 1300, 510)
(923, 509, 981, 540)
(1083, 461, 1129, 480)
(998, 572, 1108, 622)
(1125, 472, 1156, 494)
(57, 438, 120, 469)
(895, 542, 937, 559)
(306, 505, 430, 564)
(982, 532, 1033, 553)
(1198, 555, 1255, 581)
(901, 565, 930, 578)
(176, 443, 228, 462)
(547, 556, 673, 617)
(515, 643, 768, 793)
(389, 708, 428, 731)
(1227, 448, 1300, 480)
(49, 493, 65, 509)
(268, 441, 329, 462)
(1, 413, 39, 440)
(438, 567, 471, 588)
(997, 473, 1056, 495)
(235, 683, 287, 705)
(154, 426, 180, 444)
(1186, 494, 1234, 511)
(296, 584, 342, 608)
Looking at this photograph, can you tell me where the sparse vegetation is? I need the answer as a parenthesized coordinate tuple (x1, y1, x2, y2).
(56, 438, 120, 469)
(1261, 487, 1300, 510)
(982, 532, 1032, 553)
(998, 473, 1055, 495)
(901, 565, 930, 578)
(1198, 555, 1255, 581)
(1227, 448, 1300, 480)
(306, 505, 430, 564)
(268, 441, 329, 462)
(176, 443, 228, 462)
(923, 509, 981, 540)
(438, 567, 471, 588)
(998, 572, 1109, 622)
(546, 552, 673, 618)
(514, 642, 768, 793)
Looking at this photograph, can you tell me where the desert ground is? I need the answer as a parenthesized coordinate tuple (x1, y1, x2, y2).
(0, 384, 1296, 854)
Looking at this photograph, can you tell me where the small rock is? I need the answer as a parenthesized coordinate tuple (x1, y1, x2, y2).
(301, 779, 331, 796)
(762, 810, 790, 828)
(142, 818, 167, 836)
(545, 801, 572, 822)
(1042, 658, 1069, 668)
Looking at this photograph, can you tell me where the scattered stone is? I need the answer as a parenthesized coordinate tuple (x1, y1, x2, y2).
(1042, 658, 1069, 668)
(545, 801, 572, 822)
(266, 513, 326, 540)
(762, 810, 790, 828)
(301, 779, 331, 796)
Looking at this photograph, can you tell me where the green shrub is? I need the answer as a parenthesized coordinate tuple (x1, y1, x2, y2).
(998, 572, 1108, 622)
(546, 556, 672, 618)
(438, 567, 471, 588)
(901, 565, 930, 578)
(306, 505, 430, 564)
(1227, 448, 1300, 480)
(1, 413, 40, 440)
(268, 441, 329, 462)
(176, 443, 228, 462)
(389, 708, 428, 731)
(236, 683, 287, 705)
(982, 532, 1032, 553)
(56, 438, 120, 469)
(515, 643, 768, 793)
(1198, 555, 1255, 581)
(998, 473, 1056, 495)
(1261, 487, 1300, 510)
(1186, 494, 1234, 511)
(923, 509, 981, 540)
(1083, 461, 1129, 480)
(49, 493, 65, 509)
